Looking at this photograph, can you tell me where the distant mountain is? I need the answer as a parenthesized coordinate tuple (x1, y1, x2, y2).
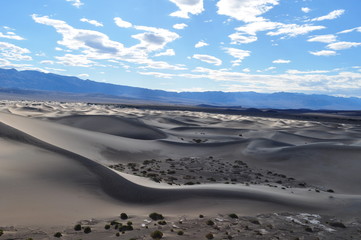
(1, 68, 361, 110)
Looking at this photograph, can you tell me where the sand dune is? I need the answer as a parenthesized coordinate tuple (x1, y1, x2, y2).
(1, 101, 361, 228)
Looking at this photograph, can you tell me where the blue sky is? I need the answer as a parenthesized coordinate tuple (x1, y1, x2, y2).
(0, 0, 360, 97)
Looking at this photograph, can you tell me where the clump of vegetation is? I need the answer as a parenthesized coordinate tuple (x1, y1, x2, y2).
(206, 220, 215, 226)
(158, 220, 167, 225)
(0, 230, 3, 236)
(105, 224, 111, 230)
(120, 213, 128, 220)
(177, 230, 184, 235)
(74, 224, 82, 231)
(229, 213, 238, 219)
(199, 214, 204, 218)
(116, 232, 120, 237)
(127, 221, 133, 226)
(84, 226, 91, 234)
(149, 212, 164, 221)
(119, 225, 134, 232)
(150, 230, 163, 239)
(206, 233, 214, 239)
(54, 232, 62, 238)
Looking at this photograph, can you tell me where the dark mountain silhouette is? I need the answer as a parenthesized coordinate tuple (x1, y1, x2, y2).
(1, 68, 361, 110)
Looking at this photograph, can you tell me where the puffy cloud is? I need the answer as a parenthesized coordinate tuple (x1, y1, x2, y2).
(235, 21, 280, 35)
(55, 54, 97, 67)
(267, 23, 325, 37)
(286, 69, 329, 74)
(217, 0, 280, 23)
(0, 31, 25, 40)
(192, 54, 222, 66)
(195, 40, 209, 48)
(80, 18, 103, 27)
(301, 7, 311, 13)
(229, 32, 257, 44)
(223, 47, 250, 66)
(154, 49, 176, 57)
(65, 0, 83, 8)
(309, 50, 337, 56)
(0, 41, 32, 61)
(338, 26, 361, 34)
(173, 23, 188, 29)
(327, 41, 361, 50)
(307, 34, 337, 43)
(168, 0, 204, 18)
(310, 9, 345, 22)
(114, 17, 133, 28)
(40, 60, 55, 64)
(273, 59, 290, 64)
(138, 71, 174, 79)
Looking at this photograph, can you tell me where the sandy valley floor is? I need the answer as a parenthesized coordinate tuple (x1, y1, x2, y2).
(0, 101, 361, 239)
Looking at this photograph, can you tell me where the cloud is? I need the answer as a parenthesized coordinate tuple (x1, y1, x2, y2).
(286, 69, 329, 74)
(114, 17, 133, 28)
(235, 21, 280, 35)
(65, 0, 83, 8)
(80, 18, 103, 27)
(301, 7, 311, 13)
(307, 34, 337, 43)
(173, 23, 188, 29)
(192, 54, 222, 66)
(154, 49, 176, 57)
(217, 0, 280, 23)
(137, 59, 187, 70)
(327, 41, 361, 50)
(223, 47, 251, 66)
(40, 60, 55, 64)
(0, 32, 25, 40)
(138, 71, 174, 78)
(168, 0, 204, 18)
(78, 73, 89, 78)
(229, 32, 257, 44)
(309, 50, 337, 56)
(55, 54, 97, 67)
(0, 41, 32, 61)
(195, 40, 209, 48)
(338, 26, 361, 34)
(267, 23, 325, 37)
(310, 9, 345, 22)
(273, 59, 290, 64)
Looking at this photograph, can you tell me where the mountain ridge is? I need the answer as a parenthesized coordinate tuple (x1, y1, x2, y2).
(1, 68, 361, 110)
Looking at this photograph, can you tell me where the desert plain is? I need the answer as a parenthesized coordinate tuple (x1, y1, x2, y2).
(0, 100, 361, 239)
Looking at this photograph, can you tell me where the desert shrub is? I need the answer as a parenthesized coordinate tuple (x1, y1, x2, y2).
(111, 220, 120, 225)
(74, 224, 81, 231)
(199, 214, 204, 218)
(206, 220, 214, 226)
(177, 230, 184, 235)
(229, 213, 238, 219)
(206, 233, 214, 239)
(83, 226, 91, 234)
(104, 224, 111, 230)
(54, 232, 62, 238)
(127, 221, 133, 226)
(0, 230, 3, 236)
(150, 230, 163, 239)
(119, 225, 133, 232)
(149, 212, 164, 221)
(120, 213, 128, 220)
(158, 220, 167, 225)
(116, 232, 120, 237)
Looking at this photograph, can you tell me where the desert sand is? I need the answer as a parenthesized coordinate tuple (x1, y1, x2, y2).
(0, 100, 361, 239)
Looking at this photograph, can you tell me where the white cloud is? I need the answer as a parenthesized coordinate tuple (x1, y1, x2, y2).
(267, 23, 325, 37)
(114, 17, 133, 28)
(195, 40, 209, 48)
(80, 18, 103, 27)
(301, 7, 311, 13)
(327, 41, 361, 50)
(0, 41, 32, 61)
(223, 47, 251, 66)
(137, 59, 187, 70)
(229, 32, 257, 44)
(65, 0, 83, 8)
(40, 60, 55, 64)
(192, 54, 222, 66)
(173, 23, 188, 29)
(55, 54, 97, 67)
(78, 73, 89, 78)
(217, 0, 280, 23)
(338, 26, 361, 34)
(310, 9, 345, 22)
(0, 32, 25, 40)
(242, 68, 250, 72)
(154, 49, 176, 57)
(168, 0, 204, 18)
(273, 59, 290, 64)
(138, 71, 174, 79)
(235, 21, 280, 35)
(307, 34, 337, 43)
(309, 50, 337, 56)
(286, 69, 329, 74)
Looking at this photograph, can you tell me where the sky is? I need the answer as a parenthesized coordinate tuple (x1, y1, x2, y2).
(0, 0, 360, 97)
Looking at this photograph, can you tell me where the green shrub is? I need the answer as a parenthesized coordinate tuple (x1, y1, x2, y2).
(116, 232, 120, 237)
(149, 212, 164, 221)
(199, 214, 204, 218)
(206, 233, 214, 239)
(228, 213, 238, 219)
(54, 232, 62, 238)
(206, 220, 214, 226)
(158, 220, 167, 225)
(127, 221, 133, 226)
(177, 230, 184, 235)
(150, 230, 163, 239)
(104, 224, 111, 230)
(83, 226, 91, 234)
(0, 230, 3, 236)
(120, 213, 128, 220)
(74, 224, 81, 231)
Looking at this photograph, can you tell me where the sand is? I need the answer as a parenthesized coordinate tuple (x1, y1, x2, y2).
(0, 100, 361, 239)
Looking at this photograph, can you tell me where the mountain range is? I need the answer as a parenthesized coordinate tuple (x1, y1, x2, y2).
(1, 68, 361, 110)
